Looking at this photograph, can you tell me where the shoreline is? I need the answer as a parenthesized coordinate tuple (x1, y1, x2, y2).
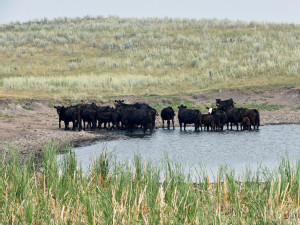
(1, 88, 300, 159)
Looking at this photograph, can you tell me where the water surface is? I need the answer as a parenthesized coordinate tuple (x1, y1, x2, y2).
(65, 124, 300, 177)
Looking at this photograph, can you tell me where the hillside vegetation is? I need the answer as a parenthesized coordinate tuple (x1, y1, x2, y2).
(0, 16, 300, 101)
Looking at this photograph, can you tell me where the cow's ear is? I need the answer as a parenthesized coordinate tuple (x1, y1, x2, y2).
(114, 100, 117, 102)
(121, 100, 124, 102)
(54, 106, 57, 109)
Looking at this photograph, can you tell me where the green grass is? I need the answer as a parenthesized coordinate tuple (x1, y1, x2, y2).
(0, 16, 300, 100)
(292, 105, 300, 111)
(237, 102, 285, 111)
(1, 143, 299, 224)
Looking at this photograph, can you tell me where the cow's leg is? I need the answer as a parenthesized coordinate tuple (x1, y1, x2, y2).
(65, 121, 69, 130)
(167, 120, 170, 130)
(172, 118, 175, 129)
(59, 119, 61, 128)
(184, 123, 186, 131)
(72, 120, 76, 131)
(179, 122, 182, 131)
(162, 119, 164, 129)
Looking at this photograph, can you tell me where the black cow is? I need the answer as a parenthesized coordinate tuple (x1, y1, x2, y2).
(216, 98, 235, 111)
(115, 101, 157, 130)
(208, 108, 227, 131)
(97, 108, 122, 130)
(135, 103, 158, 130)
(79, 103, 97, 130)
(241, 117, 251, 130)
(224, 107, 243, 130)
(58, 106, 79, 131)
(202, 114, 215, 131)
(95, 106, 113, 129)
(241, 108, 260, 130)
(161, 106, 175, 129)
(178, 105, 202, 131)
(54, 106, 63, 128)
(121, 108, 152, 133)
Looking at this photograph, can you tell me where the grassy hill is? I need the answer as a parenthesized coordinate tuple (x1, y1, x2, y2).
(0, 16, 300, 101)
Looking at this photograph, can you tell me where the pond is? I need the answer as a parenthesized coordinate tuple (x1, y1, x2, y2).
(62, 124, 300, 178)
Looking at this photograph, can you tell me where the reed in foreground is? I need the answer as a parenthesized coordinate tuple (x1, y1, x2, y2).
(0, 144, 299, 224)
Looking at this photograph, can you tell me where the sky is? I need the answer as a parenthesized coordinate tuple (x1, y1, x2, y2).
(1, 0, 300, 25)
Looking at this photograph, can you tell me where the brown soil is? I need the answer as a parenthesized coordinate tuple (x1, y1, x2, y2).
(1, 88, 300, 159)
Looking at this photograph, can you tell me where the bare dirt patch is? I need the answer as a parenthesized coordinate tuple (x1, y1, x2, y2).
(1, 88, 300, 159)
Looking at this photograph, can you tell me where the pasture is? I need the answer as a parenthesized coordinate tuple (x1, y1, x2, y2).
(0, 16, 300, 101)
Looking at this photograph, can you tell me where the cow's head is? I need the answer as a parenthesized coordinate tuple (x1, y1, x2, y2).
(178, 105, 187, 110)
(54, 106, 62, 114)
(168, 106, 175, 116)
(114, 100, 124, 105)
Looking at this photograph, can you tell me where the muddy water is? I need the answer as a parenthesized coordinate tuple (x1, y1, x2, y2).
(66, 124, 300, 177)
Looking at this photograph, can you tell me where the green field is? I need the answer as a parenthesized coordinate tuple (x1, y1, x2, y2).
(0, 16, 300, 101)
(1, 144, 299, 224)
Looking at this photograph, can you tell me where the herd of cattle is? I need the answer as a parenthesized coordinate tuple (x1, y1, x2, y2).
(54, 98, 260, 133)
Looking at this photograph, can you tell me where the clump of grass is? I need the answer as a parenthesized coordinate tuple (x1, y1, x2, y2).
(1, 143, 299, 223)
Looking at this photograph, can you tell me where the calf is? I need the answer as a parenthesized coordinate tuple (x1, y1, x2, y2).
(241, 117, 251, 130)
(178, 105, 202, 131)
(202, 114, 215, 131)
(241, 109, 260, 130)
(161, 106, 175, 129)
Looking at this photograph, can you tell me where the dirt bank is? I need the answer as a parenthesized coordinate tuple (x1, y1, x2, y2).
(1, 88, 300, 159)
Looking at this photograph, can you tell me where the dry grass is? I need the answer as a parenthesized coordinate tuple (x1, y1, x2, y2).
(0, 16, 300, 100)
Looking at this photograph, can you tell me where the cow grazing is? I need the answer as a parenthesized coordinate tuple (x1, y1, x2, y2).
(178, 105, 202, 131)
(161, 106, 175, 129)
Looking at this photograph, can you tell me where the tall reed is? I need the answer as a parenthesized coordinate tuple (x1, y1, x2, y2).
(0, 144, 299, 224)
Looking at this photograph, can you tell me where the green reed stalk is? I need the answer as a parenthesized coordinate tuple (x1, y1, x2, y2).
(0, 144, 299, 224)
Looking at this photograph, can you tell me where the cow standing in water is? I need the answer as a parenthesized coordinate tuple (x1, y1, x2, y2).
(161, 106, 175, 129)
(178, 105, 202, 131)
(241, 117, 251, 130)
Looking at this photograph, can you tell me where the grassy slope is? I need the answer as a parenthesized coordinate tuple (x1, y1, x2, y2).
(0, 16, 300, 102)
